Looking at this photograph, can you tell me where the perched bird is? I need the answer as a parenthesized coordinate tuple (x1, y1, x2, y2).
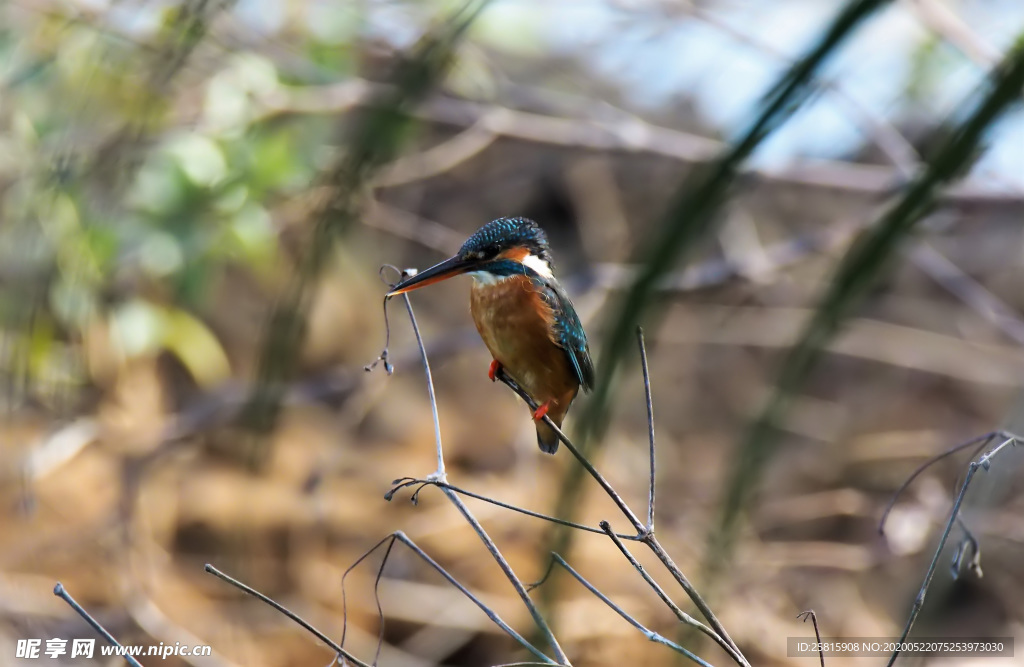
(387, 217, 594, 453)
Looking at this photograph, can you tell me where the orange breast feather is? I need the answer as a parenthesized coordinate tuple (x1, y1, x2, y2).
(469, 275, 578, 410)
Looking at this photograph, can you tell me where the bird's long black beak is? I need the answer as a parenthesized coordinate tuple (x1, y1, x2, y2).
(386, 255, 478, 297)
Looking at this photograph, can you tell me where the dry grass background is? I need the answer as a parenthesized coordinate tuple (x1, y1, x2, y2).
(2, 2, 1024, 666)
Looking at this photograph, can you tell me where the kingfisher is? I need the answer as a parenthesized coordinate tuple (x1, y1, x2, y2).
(387, 217, 594, 453)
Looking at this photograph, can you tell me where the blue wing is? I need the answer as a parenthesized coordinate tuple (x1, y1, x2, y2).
(534, 278, 595, 392)
(489, 258, 595, 391)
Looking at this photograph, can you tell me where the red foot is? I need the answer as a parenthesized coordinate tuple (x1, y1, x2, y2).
(532, 401, 550, 421)
(488, 360, 503, 382)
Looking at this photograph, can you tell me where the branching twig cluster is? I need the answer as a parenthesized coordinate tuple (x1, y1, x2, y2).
(359, 291, 746, 666)
(878, 431, 1019, 665)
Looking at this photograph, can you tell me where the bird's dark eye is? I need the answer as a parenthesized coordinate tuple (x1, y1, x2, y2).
(470, 246, 499, 260)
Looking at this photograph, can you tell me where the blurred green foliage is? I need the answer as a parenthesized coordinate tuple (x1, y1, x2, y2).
(237, 0, 488, 463)
(0, 0, 512, 428)
(0, 5, 353, 405)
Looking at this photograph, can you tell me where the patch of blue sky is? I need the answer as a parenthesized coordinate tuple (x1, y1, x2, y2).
(971, 110, 1024, 190)
(594, 21, 750, 117)
(536, 2, 616, 50)
(538, 0, 1023, 180)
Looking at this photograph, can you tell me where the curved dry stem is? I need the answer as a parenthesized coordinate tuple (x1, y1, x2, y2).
(495, 368, 644, 534)
(495, 337, 746, 666)
(340, 534, 398, 662)
(387, 477, 641, 540)
(600, 522, 744, 666)
(887, 435, 1018, 665)
(394, 294, 568, 664)
(878, 431, 998, 534)
(54, 583, 145, 667)
(549, 554, 714, 667)
(637, 328, 657, 533)
(495, 350, 745, 663)
(337, 531, 556, 665)
(204, 564, 372, 667)
(797, 610, 825, 667)
(391, 532, 555, 665)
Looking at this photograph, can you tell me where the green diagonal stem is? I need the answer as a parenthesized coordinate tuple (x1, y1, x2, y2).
(706, 34, 1024, 584)
(238, 1, 488, 462)
(540, 0, 895, 631)
(581, 0, 894, 443)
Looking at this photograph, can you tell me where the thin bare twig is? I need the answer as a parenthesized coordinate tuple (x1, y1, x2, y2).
(599, 522, 743, 665)
(383, 287, 743, 664)
(339, 534, 396, 664)
(342, 533, 554, 665)
(495, 360, 747, 666)
(526, 555, 559, 593)
(547, 554, 713, 667)
(399, 290, 447, 482)
(53, 582, 145, 667)
(887, 434, 1019, 665)
(387, 293, 568, 664)
(877, 431, 999, 533)
(796, 610, 825, 667)
(340, 536, 383, 651)
(440, 486, 567, 664)
(495, 368, 645, 535)
(386, 477, 642, 540)
(642, 535, 745, 664)
(637, 329, 657, 533)
(203, 564, 372, 667)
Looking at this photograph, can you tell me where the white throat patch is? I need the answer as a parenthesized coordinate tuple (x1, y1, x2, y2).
(521, 253, 553, 279)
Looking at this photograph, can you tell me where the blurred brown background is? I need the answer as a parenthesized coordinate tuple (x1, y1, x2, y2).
(1, 1, 1023, 665)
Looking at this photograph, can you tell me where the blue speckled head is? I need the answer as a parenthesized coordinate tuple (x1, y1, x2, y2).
(458, 217, 552, 266)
